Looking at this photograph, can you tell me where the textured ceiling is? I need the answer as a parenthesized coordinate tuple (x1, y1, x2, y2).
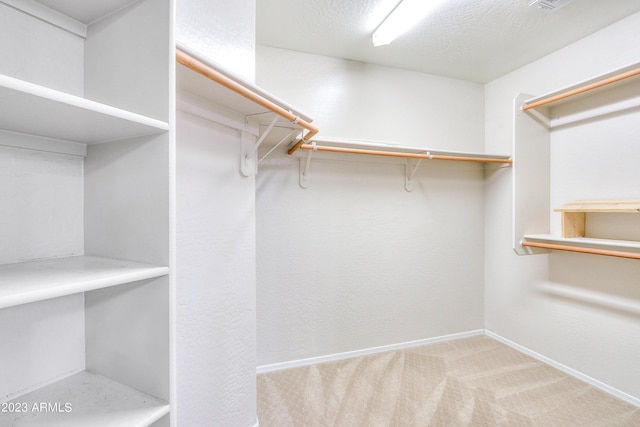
(257, 0, 640, 83)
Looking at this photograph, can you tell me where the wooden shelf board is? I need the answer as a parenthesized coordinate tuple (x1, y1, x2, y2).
(555, 200, 640, 213)
(0, 74, 168, 144)
(0, 256, 169, 309)
(3, 370, 169, 426)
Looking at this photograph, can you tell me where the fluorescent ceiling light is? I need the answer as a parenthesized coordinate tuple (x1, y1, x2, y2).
(372, 0, 447, 47)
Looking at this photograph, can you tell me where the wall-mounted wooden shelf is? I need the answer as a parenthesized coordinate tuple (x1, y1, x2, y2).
(6, 371, 169, 426)
(0, 74, 168, 144)
(555, 200, 640, 238)
(0, 256, 169, 310)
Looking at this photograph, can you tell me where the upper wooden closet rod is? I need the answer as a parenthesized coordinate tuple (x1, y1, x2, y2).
(522, 240, 640, 261)
(176, 48, 319, 141)
(296, 144, 513, 164)
(522, 66, 640, 111)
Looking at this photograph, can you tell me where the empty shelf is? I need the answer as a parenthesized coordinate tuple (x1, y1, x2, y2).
(0, 256, 169, 309)
(3, 370, 169, 426)
(0, 74, 169, 144)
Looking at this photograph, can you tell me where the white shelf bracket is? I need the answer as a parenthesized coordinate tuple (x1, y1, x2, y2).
(240, 116, 264, 177)
(299, 142, 316, 189)
(259, 128, 301, 164)
(404, 153, 427, 192)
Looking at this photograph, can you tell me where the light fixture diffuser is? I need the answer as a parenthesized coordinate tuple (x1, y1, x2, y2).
(372, 0, 447, 47)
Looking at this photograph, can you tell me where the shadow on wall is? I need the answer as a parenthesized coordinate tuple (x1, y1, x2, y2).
(537, 251, 640, 319)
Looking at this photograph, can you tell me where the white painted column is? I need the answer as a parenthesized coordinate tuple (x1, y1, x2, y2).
(175, 0, 257, 425)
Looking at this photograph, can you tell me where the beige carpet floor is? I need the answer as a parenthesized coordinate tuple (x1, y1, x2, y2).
(257, 335, 640, 426)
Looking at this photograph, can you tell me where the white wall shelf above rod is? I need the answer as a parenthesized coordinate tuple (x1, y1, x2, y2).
(521, 61, 640, 111)
(294, 137, 513, 163)
(0, 74, 169, 144)
(290, 137, 512, 190)
(522, 234, 640, 261)
(0, 256, 169, 310)
(176, 44, 317, 177)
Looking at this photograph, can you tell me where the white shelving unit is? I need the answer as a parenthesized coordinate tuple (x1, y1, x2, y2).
(6, 371, 169, 427)
(513, 61, 640, 259)
(0, 1, 173, 426)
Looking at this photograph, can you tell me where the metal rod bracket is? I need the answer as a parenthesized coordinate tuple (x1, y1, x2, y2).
(404, 154, 427, 192)
(240, 117, 260, 177)
(299, 142, 316, 189)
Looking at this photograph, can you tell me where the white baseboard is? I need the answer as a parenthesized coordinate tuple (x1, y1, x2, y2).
(256, 329, 484, 374)
(485, 330, 640, 408)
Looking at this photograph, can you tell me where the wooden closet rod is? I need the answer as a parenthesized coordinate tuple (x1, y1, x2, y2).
(297, 144, 513, 164)
(522, 66, 640, 111)
(522, 241, 640, 261)
(176, 48, 318, 140)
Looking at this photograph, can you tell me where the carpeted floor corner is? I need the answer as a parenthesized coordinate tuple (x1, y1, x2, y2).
(257, 335, 640, 426)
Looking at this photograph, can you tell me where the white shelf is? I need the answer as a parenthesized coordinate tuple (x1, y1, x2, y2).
(0, 74, 169, 144)
(176, 44, 312, 147)
(292, 137, 512, 164)
(3, 370, 169, 426)
(523, 234, 640, 254)
(522, 61, 640, 110)
(176, 44, 311, 121)
(0, 256, 169, 309)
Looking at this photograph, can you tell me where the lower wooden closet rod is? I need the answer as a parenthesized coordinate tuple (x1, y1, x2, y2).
(297, 144, 513, 164)
(522, 241, 640, 260)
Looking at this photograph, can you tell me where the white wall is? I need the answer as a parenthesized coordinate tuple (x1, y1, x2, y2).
(255, 47, 495, 366)
(0, 145, 83, 264)
(176, 0, 255, 82)
(0, 144, 85, 402)
(485, 12, 640, 400)
(257, 46, 484, 150)
(175, 0, 257, 425)
(0, 2, 83, 95)
(176, 111, 256, 426)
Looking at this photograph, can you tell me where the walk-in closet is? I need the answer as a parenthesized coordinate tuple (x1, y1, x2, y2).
(1, 0, 640, 425)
